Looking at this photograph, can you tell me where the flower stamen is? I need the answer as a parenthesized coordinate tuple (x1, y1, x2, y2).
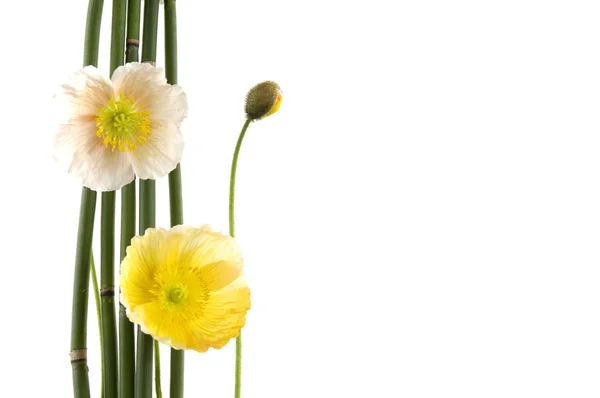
(95, 93, 152, 152)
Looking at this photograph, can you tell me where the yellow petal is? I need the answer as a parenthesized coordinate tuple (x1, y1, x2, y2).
(120, 227, 169, 311)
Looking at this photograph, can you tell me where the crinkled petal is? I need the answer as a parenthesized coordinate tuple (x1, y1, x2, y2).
(136, 277, 251, 352)
(127, 120, 184, 180)
(182, 227, 243, 271)
(57, 66, 114, 124)
(53, 122, 134, 191)
(151, 84, 188, 127)
(111, 62, 168, 107)
(120, 228, 170, 310)
(193, 277, 251, 349)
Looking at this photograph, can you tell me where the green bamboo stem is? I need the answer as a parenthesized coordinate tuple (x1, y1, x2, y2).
(90, 253, 104, 398)
(229, 118, 252, 398)
(120, 1, 141, 397)
(101, 192, 118, 398)
(83, 0, 104, 67)
(119, 178, 136, 398)
(125, 0, 141, 63)
(136, 177, 156, 398)
(141, 0, 159, 64)
(110, 0, 126, 74)
(98, 3, 126, 397)
(135, 2, 160, 398)
(164, 1, 185, 397)
(71, 1, 104, 396)
(71, 188, 98, 398)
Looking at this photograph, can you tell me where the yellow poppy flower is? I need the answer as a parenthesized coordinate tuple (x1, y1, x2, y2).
(120, 225, 251, 352)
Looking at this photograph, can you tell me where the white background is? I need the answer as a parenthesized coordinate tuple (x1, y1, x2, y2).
(0, 0, 599, 397)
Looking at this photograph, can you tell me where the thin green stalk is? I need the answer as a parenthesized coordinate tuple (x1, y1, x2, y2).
(71, 1, 103, 396)
(229, 119, 251, 238)
(164, 1, 185, 397)
(126, 0, 141, 63)
(90, 254, 104, 398)
(136, 2, 160, 398)
(120, 179, 136, 398)
(154, 341, 163, 398)
(141, 0, 160, 64)
(71, 188, 98, 398)
(83, 0, 104, 67)
(110, 0, 126, 74)
(136, 177, 156, 398)
(100, 2, 126, 397)
(101, 192, 118, 398)
(229, 118, 252, 398)
(120, 1, 141, 397)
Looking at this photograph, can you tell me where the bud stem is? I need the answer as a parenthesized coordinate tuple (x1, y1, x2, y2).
(229, 118, 251, 238)
(229, 118, 252, 398)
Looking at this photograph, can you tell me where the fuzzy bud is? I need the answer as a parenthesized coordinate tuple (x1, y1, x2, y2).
(244, 81, 282, 121)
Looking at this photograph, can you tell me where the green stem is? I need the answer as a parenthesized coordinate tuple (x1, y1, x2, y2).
(83, 0, 104, 67)
(135, 2, 159, 398)
(120, 179, 136, 398)
(71, 188, 98, 398)
(90, 254, 104, 398)
(154, 341, 163, 398)
(71, 1, 103, 396)
(100, 2, 126, 397)
(126, 0, 141, 63)
(164, 2, 185, 397)
(229, 118, 251, 398)
(110, 0, 126, 75)
(101, 192, 118, 398)
(120, 1, 140, 397)
(141, 0, 159, 63)
(229, 119, 251, 238)
(136, 178, 156, 398)
(234, 334, 243, 398)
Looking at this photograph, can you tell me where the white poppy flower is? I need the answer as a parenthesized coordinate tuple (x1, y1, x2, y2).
(53, 62, 187, 192)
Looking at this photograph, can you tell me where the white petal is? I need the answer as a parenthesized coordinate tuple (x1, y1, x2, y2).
(56, 66, 114, 124)
(111, 62, 168, 105)
(112, 62, 188, 127)
(128, 120, 184, 180)
(53, 122, 135, 191)
(151, 84, 188, 127)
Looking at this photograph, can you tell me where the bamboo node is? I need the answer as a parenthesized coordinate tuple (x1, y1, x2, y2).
(100, 286, 115, 297)
(127, 38, 140, 47)
(70, 348, 87, 363)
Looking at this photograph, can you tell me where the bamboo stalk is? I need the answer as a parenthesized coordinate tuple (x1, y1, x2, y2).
(98, 3, 127, 398)
(125, 0, 141, 64)
(71, 1, 104, 397)
(110, 0, 127, 74)
(164, 1, 185, 396)
(101, 192, 118, 398)
(136, 178, 156, 398)
(135, 2, 160, 397)
(71, 188, 98, 398)
(120, 1, 141, 397)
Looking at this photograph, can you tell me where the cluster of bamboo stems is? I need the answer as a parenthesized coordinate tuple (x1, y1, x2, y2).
(69, 1, 184, 397)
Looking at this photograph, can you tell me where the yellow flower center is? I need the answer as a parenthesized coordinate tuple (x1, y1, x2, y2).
(168, 285, 188, 304)
(95, 93, 151, 152)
